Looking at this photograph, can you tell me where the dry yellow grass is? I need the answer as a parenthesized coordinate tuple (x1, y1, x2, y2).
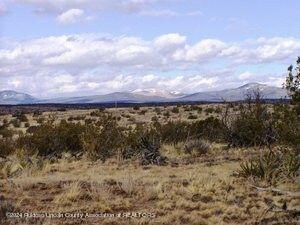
(1, 143, 299, 225)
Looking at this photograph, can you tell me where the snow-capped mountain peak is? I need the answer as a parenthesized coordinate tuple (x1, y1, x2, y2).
(239, 83, 267, 90)
(131, 88, 185, 98)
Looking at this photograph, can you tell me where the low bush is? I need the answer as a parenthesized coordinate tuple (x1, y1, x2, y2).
(19, 114, 28, 122)
(18, 120, 87, 157)
(154, 120, 189, 145)
(171, 107, 180, 114)
(154, 107, 162, 115)
(84, 118, 96, 124)
(90, 110, 103, 117)
(36, 117, 45, 124)
(190, 117, 226, 141)
(197, 107, 203, 113)
(224, 94, 277, 147)
(273, 104, 300, 148)
(205, 107, 214, 114)
(190, 105, 200, 111)
(139, 110, 147, 115)
(0, 126, 13, 138)
(151, 116, 158, 122)
(214, 107, 222, 114)
(184, 139, 210, 156)
(163, 111, 170, 118)
(11, 119, 21, 128)
(33, 110, 42, 117)
(82, 114, 125, 162)
(0, 138, 15, 157)
(187, 114, 198, 120)
(26, 126, 38, 134)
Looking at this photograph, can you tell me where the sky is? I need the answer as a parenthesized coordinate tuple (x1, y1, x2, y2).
(0, 0, 300, 98)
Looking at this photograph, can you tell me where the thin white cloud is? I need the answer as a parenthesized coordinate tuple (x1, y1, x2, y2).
(9, 0, 199, 22)
(139, 9, 203, 17)
(186, 11, 202, 16)
(56, 9, 85, 25)
(238, 71, 253, 80)
(139, 9, 179, 17)
(0, 2, 7, 16)
(12, 0, 173, 14)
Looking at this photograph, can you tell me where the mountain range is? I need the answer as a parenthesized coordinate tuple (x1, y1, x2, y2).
(0, 83, 288, 105)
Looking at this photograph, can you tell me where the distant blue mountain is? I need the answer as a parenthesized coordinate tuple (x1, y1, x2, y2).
(0, 83, 289, 105)
(178, 83, 288, 102)
(0, 90, 38, 105)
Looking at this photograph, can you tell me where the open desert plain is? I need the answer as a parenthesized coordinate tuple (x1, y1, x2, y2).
(0, 1, 300, 224)
(0, 100, 299, 225)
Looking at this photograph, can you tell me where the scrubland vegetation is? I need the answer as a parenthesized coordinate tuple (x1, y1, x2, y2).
(0, 60, 299, 224)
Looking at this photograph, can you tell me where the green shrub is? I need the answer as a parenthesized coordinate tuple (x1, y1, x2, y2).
(214, 107, 222, 114)
(139, 110, 147, 115)
(18, 114, 28, 122)
(82, 114, 125, 162)
(67, 116, 74, 121)
(154, 107, 161, 115)
(154, 120, 189, 145)
(151, 116, 158, 122)
(12, 111, 22, 118)
(74, 115, 86, 121)
(171, 107, 180, 114)
(0, 126, 13, 138)
(0, 138, 14, 157)
(187, 114, 198, 120)
(190, 117, 226, 141)
(33, 110, 42, 117)
(205, 107, 214, 114)
(18, 120, 86, 157)
(190, 105, 200, 111)
(163, 111, 170, 118)
(36, 118, 45, 124)
(84, 118, 96, 124)
(225, 94, 277, 147)
(11, 119, 21, 128)
(273, 104, 300, 148)
(90, 110, 102, 117)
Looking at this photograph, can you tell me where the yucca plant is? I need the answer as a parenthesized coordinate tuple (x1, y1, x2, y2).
(138, 132, 167, 166)
(240, 148, 300, 182)
(240, 152, 281, 182)
(281, 147, 300, 177)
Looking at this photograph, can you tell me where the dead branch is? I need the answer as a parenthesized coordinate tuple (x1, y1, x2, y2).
(250, 185, 300, 197)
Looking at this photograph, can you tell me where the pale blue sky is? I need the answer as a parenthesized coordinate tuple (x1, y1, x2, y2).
(0, 0, 299, 98)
